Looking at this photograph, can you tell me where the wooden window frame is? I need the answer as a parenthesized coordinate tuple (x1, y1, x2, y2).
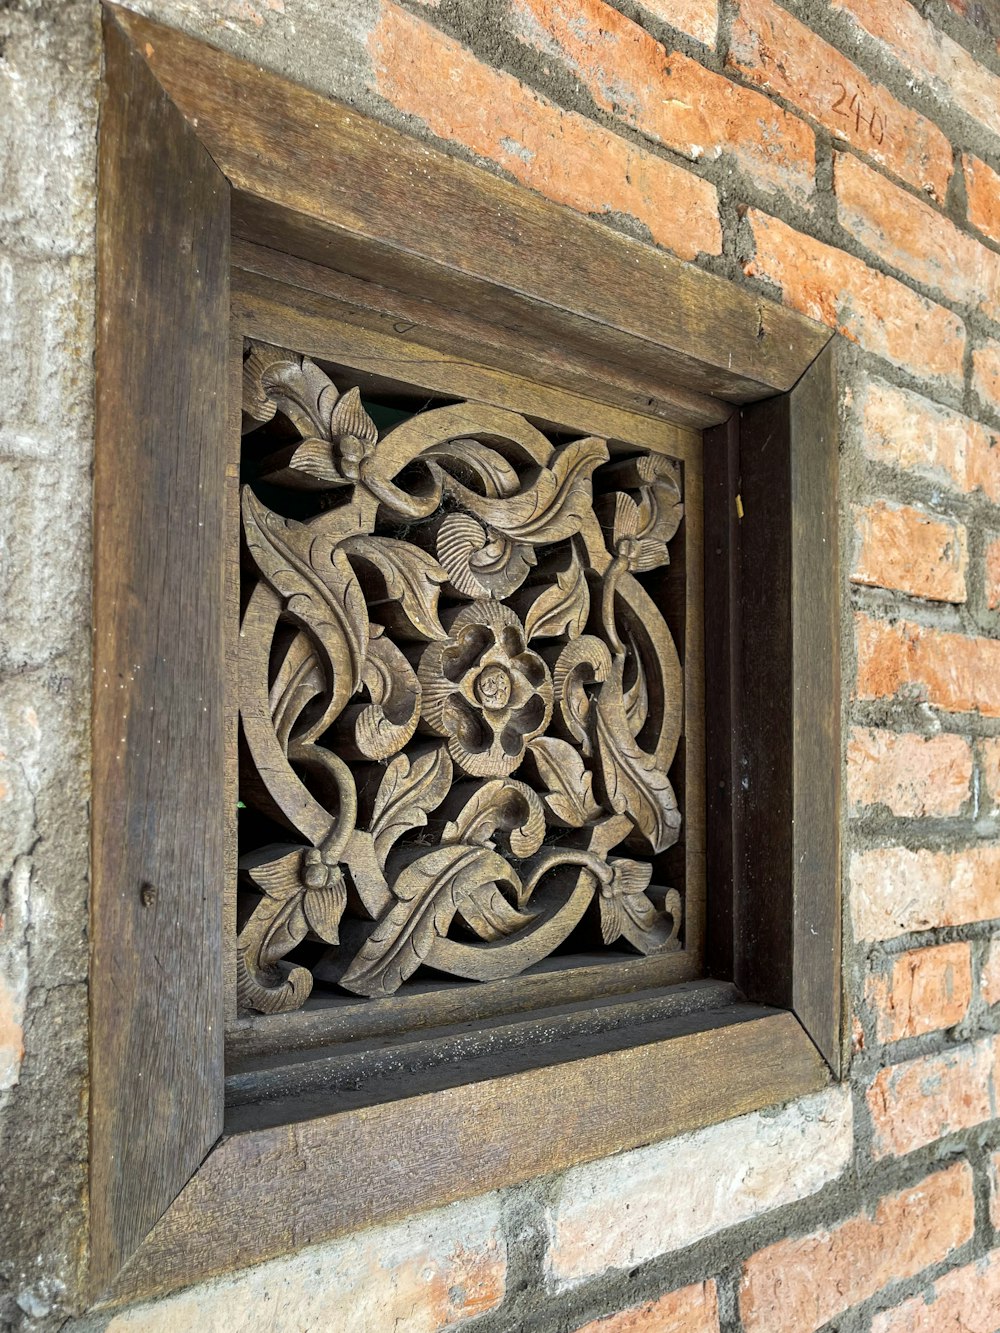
(92, 4, 840, 1306)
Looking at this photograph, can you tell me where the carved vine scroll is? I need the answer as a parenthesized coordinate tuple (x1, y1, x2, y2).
(237, 339, 686, 1011)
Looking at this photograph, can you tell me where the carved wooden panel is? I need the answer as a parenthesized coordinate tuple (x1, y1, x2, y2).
(237, 339, 687, 1012)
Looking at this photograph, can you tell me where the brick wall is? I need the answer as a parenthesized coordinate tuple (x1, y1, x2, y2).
(3, 0, 1000, 1329)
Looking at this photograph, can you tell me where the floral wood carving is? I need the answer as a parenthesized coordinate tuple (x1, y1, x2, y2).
(237, 339, 685, 1011)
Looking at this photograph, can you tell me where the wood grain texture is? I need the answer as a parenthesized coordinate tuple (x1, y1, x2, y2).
(107, 1009, 827, 1306)
(106, 5, 828, 405)
(232, 267, 706, 460)
(233, 241, 729, 431)
(728, 351, 841, 1070)
(91, 9, 229, 1293)
(789, 344, 842, 1073)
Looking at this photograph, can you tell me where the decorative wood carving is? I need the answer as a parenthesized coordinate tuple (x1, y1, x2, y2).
(237, 339, 685, 1009)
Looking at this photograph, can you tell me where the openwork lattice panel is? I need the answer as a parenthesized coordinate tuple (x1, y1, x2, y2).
(237, 339, 687, 1013)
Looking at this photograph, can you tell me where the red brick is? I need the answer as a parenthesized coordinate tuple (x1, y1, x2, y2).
(852, 501, 967, 603)
(974, 344, 1000, 418)
(638, 0, 717, 47)
(847, 727, 972, 817)
(867, 1039, 998, 1158)
(572, 1281, 720, 1333)
(0, 975, 24, 1093)
(983, 738, 1000, 814)
(367, 1, 721, 261)
(746, 212, 964, 386)
(859, 378, 1000, 504)
(510, 0, 814, 202)
(739, 1163, 975, 1333)
(981, 937, 1000, 1006)
(987, 535, 1000, 611)
(728, 0, 952, 201)
(836, 154, 1000, 322)
(850, 844, 1000, 941)
(865, 942, 973, 1042)
(965, 153, 1000, 245)
(855, 612, 1000, 716)
(871, 1249, 1000, 1332)
(833, 0, 1000, 143)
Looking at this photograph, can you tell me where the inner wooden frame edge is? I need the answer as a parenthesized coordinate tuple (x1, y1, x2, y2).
(227, 269, 707, 1052)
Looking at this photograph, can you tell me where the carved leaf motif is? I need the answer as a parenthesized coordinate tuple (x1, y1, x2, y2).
(259, 438, 345, 490)
(329, 386, 378, 445)
(243, 340, 339, 438)
(442, 779, 547, 857)
(623, 646, 649, 737)
(602, 455, 684, 573)
(447, 437, 609, 544)
(523, 549, 589, 641)
(528, 737, 601, 828)
(242, 488, 368, 726)
(594, 663, 681, 854)
(435, 512, 536, 600)
(457, 886, 536, 942)
(342, 535, 449, 641)
(368, 747, 453, 868)
(347, 630, 421, 760)
(598, 858, 654, 945)
(339, 844, 517, 996)
(235, 849, 314, 1014)
(425, 439, 520, 496)
(303, 881, 348, 944)
(244, 851, 310, 963)
(552, 635, 612, 754)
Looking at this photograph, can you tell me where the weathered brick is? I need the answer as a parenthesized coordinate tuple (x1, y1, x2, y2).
(974, 343, 1000, 418)
(833, 0, 1000, 143)
(739, 1164, 975, 1333)
(855, 613, 1000, 716)
(867, 1038, 998, 1157)
(983, 738, 1000, 814)
(836, 154, 1000, 322)
(100, 1198, 506, 1332)
(992, 1152, 1000, 1228)
(852, 501, 967, 602)
(857, 377, 1000, 503)
(510, 0, 814, 202)
(965, 153, 1000, 245)
(571, 1281, 720, 1333)
(865, 942, 973, 1042)
(728, 0, 952, 200)
(637, 0, 717, 47)
(746, 212, 965, 387)
(981, 937, 1000, 1006)
(986, 534, 1000, 611)
(545, 1088, 852, 1286)
(847, 728, 971, 817)
(367, 1, 721, 261)
(0, 973, 25, 1094)
(871, 1249, 1000, 1332)
(851, 844, 1000, 941)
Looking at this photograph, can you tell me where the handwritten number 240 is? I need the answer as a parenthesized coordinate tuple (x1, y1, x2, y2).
(832, 82, 885, 144)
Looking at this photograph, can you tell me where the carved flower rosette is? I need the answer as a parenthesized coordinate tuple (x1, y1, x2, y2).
(236, 338, 686, 1012)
